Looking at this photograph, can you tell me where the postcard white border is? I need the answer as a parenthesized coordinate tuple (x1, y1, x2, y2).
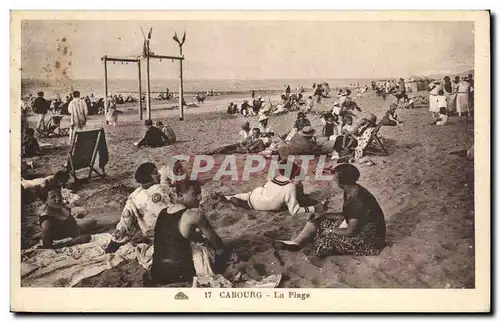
(10, 10, 490, 312)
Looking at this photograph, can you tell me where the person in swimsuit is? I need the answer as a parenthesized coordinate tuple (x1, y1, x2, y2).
(144, 180, 235, 286)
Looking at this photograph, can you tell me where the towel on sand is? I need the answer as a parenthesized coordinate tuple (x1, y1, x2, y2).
(21, 233, 153, 287)
(21, 233, 282, 288)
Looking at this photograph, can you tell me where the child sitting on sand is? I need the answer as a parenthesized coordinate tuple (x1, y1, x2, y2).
(431, 107, 449, 126)
(434, 90, 448, 118)
(381, 103, 402, 126)
(144, 180, 236, 286)
(293, 112, 311, 132)
(22, 128, 41, 158)
(39, 188, 95, 249)
(341, 115, 357, 150)
(322, 113, 339, 140)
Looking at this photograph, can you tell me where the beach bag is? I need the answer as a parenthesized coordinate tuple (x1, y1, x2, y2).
(162, 125, 177, 144)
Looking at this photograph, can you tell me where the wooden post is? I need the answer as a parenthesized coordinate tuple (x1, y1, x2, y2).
(146, 54, 152, 120)
(103, 56, 108, 114)
(137, 59, 143, 120)
(179, 47, 184, 120)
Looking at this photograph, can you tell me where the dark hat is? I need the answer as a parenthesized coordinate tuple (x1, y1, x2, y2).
(144, 119, 153, 126)
(297, 112, 305, 118)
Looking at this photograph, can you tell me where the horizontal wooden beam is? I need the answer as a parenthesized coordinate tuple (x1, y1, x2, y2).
(101, 56, 140, 63)
(149, 54, 184, 61)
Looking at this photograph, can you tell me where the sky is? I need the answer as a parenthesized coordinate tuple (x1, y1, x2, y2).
(21, 20, 474, 80)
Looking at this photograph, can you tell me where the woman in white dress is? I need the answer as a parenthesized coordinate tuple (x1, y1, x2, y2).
(456, 77, 471, 116)
(428, 81, 442, 116)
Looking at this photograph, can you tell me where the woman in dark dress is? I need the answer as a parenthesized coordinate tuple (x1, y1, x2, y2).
(274, 163, 386, 257)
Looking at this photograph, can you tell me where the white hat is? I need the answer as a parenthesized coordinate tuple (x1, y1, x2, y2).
(259, 114, 269, 122)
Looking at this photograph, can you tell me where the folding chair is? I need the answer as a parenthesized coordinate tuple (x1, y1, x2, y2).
(66, 128, 108, 181)
(336, 121, 388, 163)
(364, 121, 388, 156)
(37, 115, 70, 138)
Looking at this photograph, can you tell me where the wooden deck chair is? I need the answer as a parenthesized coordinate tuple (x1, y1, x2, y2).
(364, 121, 388, 156)
(67, 128, 108, 181)
(37, 116, 69, 138)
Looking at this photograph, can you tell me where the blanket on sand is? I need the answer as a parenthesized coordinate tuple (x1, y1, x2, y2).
(21, 233, 281, 288)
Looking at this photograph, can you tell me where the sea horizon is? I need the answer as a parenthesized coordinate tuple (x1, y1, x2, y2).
(20, 67, 473, 99)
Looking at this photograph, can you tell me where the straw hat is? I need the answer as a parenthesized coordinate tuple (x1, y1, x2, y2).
(259, 115, 269, 122)
(300, 126, 316, 137)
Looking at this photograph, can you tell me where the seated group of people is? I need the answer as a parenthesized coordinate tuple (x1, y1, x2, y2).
(207, 114, 276, 155)
(111, 157, 386, 285)
(212, 95, 392, 163)
(134, 119, 174, 148)
(228, 97, 267, 117)
(24, 136, 387, 287)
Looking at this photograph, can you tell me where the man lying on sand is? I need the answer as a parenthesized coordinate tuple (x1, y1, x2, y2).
(144, 180, 236, 286)
(105, 162, 180, 253)
(216, 160, 327, 216)
(39, 188, 97, 249)
(134, 119, 170, 148)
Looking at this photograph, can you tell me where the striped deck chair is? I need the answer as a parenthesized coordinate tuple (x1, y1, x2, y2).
(354, 120, 388, 159)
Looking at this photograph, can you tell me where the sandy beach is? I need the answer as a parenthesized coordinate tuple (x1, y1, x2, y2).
(20, 88, 475, 288)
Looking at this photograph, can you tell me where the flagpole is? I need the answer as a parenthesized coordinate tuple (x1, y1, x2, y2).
(146, 44, 151, 120)
(179, 45, 184, 121)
